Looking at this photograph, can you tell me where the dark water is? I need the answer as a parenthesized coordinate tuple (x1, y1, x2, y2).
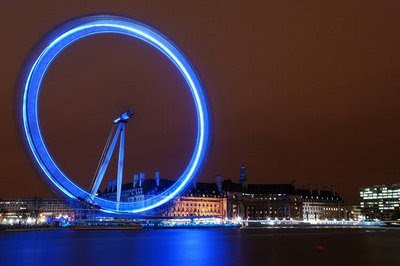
(0, 227, 399, 266)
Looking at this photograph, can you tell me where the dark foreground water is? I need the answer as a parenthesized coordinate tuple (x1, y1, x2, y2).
(0, 227, 399, 266)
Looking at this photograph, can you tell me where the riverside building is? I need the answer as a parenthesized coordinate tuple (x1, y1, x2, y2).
(0, 198, 77, 225)
(296, 188, 345, 221)
(359, 184, 400, 221)
(1, 167, 346, 222)
(100, 172, 228, 218)
(220, 165, 343, 221)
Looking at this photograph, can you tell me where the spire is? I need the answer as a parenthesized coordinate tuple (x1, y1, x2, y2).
(240, 163, 248, 190)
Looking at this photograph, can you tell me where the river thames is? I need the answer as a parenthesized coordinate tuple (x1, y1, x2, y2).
(0, 227, 399, 266)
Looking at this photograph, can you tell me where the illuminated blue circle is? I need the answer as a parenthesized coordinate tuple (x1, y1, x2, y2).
(20, 15, 210, 214)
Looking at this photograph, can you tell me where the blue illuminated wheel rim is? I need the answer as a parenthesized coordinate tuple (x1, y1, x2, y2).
(20, 15, 210, 214)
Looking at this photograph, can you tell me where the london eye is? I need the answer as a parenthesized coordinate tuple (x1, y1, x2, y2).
(19, 15, 211, 214)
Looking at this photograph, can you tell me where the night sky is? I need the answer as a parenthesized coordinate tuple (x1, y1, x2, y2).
(1, 1, 400, 203)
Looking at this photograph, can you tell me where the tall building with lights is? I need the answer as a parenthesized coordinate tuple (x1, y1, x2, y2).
(359, 184, 400, 221)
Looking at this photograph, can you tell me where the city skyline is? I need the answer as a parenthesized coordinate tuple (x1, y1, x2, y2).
(1, 2, 400, 266)
(1, 1, 400, 204)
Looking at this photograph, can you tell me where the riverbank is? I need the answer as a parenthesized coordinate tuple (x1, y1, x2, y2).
(1, 218, 396, 231)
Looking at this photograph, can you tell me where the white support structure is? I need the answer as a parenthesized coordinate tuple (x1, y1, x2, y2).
(116, 123, 126, 210)
(89, 110, 133, 202)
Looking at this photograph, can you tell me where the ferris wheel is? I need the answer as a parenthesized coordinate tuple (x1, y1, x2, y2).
(19, 15, 211, 214)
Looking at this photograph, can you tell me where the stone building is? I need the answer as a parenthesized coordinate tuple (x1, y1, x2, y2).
(166, 181, 227, 218)
(222, 179, 302, 220)
(296, 188, 345, 220)
(100, 172, 228, 218)
(220, 164, 344, 221)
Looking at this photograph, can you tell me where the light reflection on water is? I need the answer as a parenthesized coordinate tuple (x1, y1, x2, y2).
(0, 228, 399, 266)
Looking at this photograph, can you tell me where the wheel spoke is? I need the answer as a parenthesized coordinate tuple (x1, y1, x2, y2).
(116, 123, 125, 210)
(89, 123, 122, 198)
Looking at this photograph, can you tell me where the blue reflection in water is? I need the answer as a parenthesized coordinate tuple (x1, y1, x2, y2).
(0, 229, 241, 266)
(1, 228, 399, 266)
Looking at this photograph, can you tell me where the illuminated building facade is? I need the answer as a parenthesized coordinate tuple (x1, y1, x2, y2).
(166, 196, 227, 218)
(0, 198, 71, 215)
(0, 198, 77, 225)
(296, 189, 345, 220)
(222, 180, 302, 220)
(222, 165, 344, 221)
(165, 180, 227, 218)
(101, 173, 228, 218)
(224, 186, 344, 221)
(360, 184, 400, 221)
(345, 205, 363, 221)
(1, 168, 346, 222)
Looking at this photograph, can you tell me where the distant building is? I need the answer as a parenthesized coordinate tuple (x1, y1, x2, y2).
(296, 188, 345, 221)
(0, 198, 77, 224)
(166, 182, 227, 218)
(359, 184, 400, 221)
(0, 197, 106, 224)
(345, 205, 363, 221)
(222, 179, 302, 220)
(100, 172, 228, 218)
(90, 167, 346, 220)
(219, 166, 344, 220)
(1, 168, 347, 222)
(101, 172, 170, 202)
(0, 198, 71, 215)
